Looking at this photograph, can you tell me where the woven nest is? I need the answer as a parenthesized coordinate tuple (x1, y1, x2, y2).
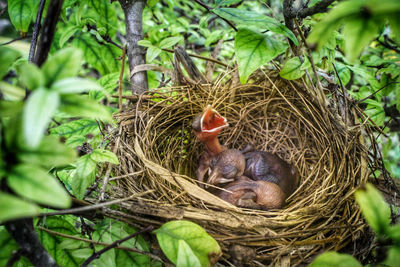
(105, 61, 385, 265)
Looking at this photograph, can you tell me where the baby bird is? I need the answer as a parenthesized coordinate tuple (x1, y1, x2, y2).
(216, 176, 286, 209)
(241, 144, 298, 197)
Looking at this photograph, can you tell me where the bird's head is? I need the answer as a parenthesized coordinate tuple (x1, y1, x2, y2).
(192, 105, 228, 142)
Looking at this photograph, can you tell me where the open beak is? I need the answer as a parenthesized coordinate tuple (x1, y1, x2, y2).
(200, 105, 228, 133)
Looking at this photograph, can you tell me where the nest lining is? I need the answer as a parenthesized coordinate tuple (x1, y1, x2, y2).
(106, 71, 376, 265)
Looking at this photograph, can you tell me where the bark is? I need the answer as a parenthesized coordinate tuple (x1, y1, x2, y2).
(34, 0, 64, 66)
(119, 0, 148, 94)
(5, 219, 58, 267)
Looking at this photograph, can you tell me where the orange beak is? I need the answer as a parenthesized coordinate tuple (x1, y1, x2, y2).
(200, 105, 228, 133)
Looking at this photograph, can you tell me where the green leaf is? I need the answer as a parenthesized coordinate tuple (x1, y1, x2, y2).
(279, 57, 306, 80)
(90, 149, 119, 164)
(0, 192, 40, 223)
(309, 251, 362, 267)
(8, 164, 71, 208)
(0, 82, 25, 100)
(159, 36, 183, 49)
(155, 220, 221, 267)
(71, 248, 94, 259)
(92, 223, 116, 267)
(0, 101, 23, 117)
(19, 135, 77, 168)
(50, 119, 99, 138)
(23, 88, 60, 148)
(388, 15, 400, 44)
(0, 46, 21, 79)
(212, 8, 298, 44)
(59, 25, 80, 48)
(396, 85, 400, 112)
(101, 220, 150, 267)
(8, 0, 34, 33)
(87, 0, 118, 36)
(335, 63, 351, 86)
(364, 99, 385, 126)
(384, 246, 400, 267)
(73, 35, 119, 75)
(342, 16, 380, 62)
(60, 94, 113, 122)
(235, 28, 287, 84)
(37, 216, 82, 266)
(71, 154, 97, 199)
(355, 183, 391, 235)
(388, 224, 400, 242)
(0, 229, 19, 266)
(307, 0, 365, 50)
(16, 61, 44, 90)
(42, 48, 83, 87)
(177, 240, 201, 267)
(138, 40, 153, 47)
(51, 77, 102, 94)
(146, 46, 162, 63)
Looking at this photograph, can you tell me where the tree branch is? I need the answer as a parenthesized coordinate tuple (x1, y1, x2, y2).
(193, 0, 238, 31)
(28, 0, 47, 62)
(292, 0, 337, 19)
(5, 219, 58, 267)
(119, 0, 148, 94)
(34, 0, 64, 66)
(37, 226, 163, 262)
(80, 225, 154, 267)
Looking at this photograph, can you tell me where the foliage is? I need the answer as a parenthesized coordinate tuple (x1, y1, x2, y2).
(311, 183, 400, 266)
(0, 0, 400, 266)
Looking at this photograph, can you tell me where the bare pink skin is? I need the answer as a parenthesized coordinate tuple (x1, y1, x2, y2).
(216, 176, 286, 209)
(241, 144, 298, 197)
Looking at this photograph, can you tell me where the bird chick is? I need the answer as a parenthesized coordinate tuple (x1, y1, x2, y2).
(192, 105, 229, 187)
(216, 176, 286, 209)
(241, 144, 298, 197)
(207, 149, 246, 185)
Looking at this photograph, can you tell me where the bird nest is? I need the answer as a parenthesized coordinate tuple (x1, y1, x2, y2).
(104, 59, 387, 265)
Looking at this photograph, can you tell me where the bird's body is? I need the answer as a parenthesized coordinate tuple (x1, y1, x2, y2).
(192, 106, 298, 209)
(216, 176, 286, 209)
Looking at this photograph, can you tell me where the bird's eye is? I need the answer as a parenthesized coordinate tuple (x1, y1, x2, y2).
(221, 165, 238, 178)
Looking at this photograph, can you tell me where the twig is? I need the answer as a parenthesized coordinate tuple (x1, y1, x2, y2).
(29, 0, 47, 62)
(193, 0, 238, 31)
(80, 225, 154, 267)
(40, 192, 153, 217)
(36, 226, 162, 262)
(291, 0, 336, 19)
(356, 82, 400, 104)
(0, 3, 8, 17)
(99, 125, 123, 202)
(332, 63, 348, 123)
(377, 38, 400, 54)
(0, 35, 32, 46)
(294, 19, 324, 100)
(118, 46, 127, 110)
(162, 48, 229, 68)
(6, 249, 24, 267)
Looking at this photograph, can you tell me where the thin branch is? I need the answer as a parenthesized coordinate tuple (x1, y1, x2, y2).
(356, 82, 400, 104)
(377, 38, 400, 54)
(118, 46, 127, 110)
(294, 19, 324, 100)
(36, 226, 163, 262)
(41, 192, 153, 217)
(332, 63, 348, 125)
(28, 0, 47, 62)
(6, 249, 24, 267)
(0, 35, 31, 46)
(293, 0, 337, 19)
(193, 0, 238, 31)
(80, 225, 154, 267)
(162, 48, 229, 68)
(0, 3, 8, 17)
